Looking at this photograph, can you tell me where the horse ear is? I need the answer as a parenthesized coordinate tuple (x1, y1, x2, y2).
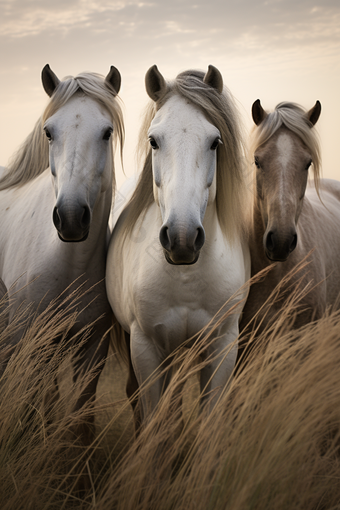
(252, 99, 267, 126)
(105, 66, 121, 94)
(42, 64, 60, 97)
(306, 100, 321, 126)
(203, 65, 223, 93)
(145, 65, 167, 102)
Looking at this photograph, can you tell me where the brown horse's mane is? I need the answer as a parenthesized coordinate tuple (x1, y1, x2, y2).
(251, 101, 321, 186)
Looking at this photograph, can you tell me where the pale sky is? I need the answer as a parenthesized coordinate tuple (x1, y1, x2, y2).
(1, 0, 339, 188)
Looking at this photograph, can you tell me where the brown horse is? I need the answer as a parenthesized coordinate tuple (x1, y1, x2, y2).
(237, 100, 340, 369)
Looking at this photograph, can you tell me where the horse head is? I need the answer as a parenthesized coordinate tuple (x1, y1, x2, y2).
(252, 99, 321, 262)
(145, 65, 223, 264)
(41, 64, 122, 242)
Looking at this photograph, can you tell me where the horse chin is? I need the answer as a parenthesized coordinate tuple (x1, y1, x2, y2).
(265, 251, 289, 263)
(164, 251, 200, 266)
(57, 231, 89, 243)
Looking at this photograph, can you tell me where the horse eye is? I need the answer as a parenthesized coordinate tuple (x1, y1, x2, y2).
(103, 128, 113, 141)
(254, 157, 261, 169)
(44, 129, 52, 141)
(149, 137, 159, 150)
(305, 160, 312, 171)
(210, 137, 222, 151)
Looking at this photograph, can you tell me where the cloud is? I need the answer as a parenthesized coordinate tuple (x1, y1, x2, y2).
(1, 0, 339, 51)
(0, 0, 339, 84)
(1, 0, 128, 37)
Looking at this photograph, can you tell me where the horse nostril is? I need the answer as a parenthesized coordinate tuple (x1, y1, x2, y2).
(266, 231, 275, 252)
(81, 206, 91, 229)
(290, 233, 298, 252)
(194, 226, 205, 251)
(159, 225, 171, 251)
(53, 207, 61, 230)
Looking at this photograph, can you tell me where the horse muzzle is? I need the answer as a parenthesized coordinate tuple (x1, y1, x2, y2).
(264, 229, 298, 262)
(159, 223, 205, 265)
(53, 203, 91, 242)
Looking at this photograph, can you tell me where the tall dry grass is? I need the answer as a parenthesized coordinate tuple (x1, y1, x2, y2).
(0, 288, 111, 509)
(0, 278, 340, 509)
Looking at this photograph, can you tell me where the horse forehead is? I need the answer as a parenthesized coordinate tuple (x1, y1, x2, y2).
(151, 95, 216, 137)
(51, 95, 111, 128)
(275, 129, 311, 166)
(258, 129, 305, 168)
(276, 132, 294, 169)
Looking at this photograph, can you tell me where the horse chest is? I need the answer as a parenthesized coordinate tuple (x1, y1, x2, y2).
(146, 306, 212, 354)
(132, 252, 244, 354)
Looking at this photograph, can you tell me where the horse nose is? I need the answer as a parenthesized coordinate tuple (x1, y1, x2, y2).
(265, 230, 275, 253)
(53, 206, 62, 231)
(194, 226, 205, 251)
(80, 205, 91, 230)
(264, 229, 298, 261)
(159, 223, 205, 264)
(159, 225, 171, 252)
(289, 233, 298, 253)
(159, 225, 205, 252)
(53, 203, 91, 242)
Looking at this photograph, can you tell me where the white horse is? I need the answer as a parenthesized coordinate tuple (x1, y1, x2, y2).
(0, 64, 124, 445)
(106, 65, 251, 426)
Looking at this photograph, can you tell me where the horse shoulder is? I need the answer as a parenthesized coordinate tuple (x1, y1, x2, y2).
(303, 183, 340, 308)
(316, 178, 340, 201)
(214, 227, 251, 293)
(0, 172, 71, 299)
(304, 183, 340, 241)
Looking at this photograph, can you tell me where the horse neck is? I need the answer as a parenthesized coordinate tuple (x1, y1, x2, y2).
(249, 202, 271, 270)
(91, 185, 113, 243)
(202, 200, 220, 239)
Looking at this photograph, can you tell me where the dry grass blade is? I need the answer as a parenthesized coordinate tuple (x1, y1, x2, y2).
(91, 272, 340, 510)
(0, 272, 340, 509)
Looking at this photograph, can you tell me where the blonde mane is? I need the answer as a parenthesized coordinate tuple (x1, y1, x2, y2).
(0, 72, 124, 191)
(251, 102, 321, 188)
(123, 69, 250, 242)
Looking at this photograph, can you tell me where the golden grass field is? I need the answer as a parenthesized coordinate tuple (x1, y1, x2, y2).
(0, 278, 340, 510)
